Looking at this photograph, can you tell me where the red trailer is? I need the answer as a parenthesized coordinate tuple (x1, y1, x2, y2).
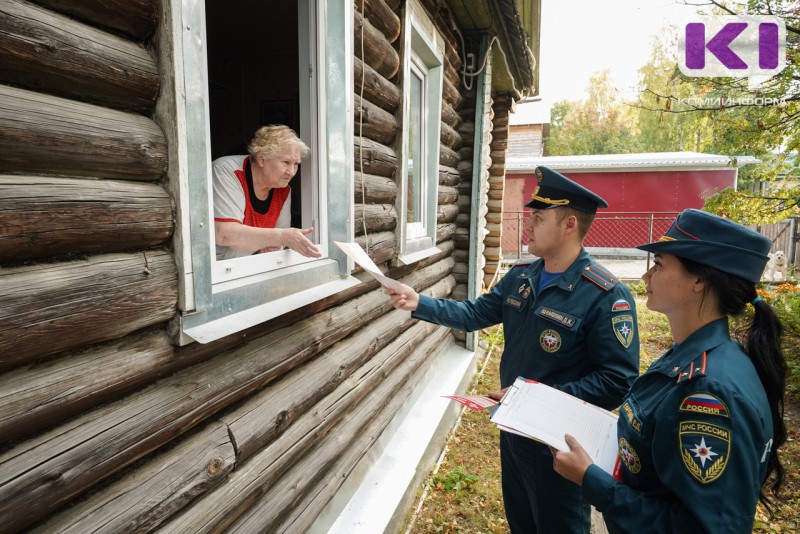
(503, 152, 759, 252)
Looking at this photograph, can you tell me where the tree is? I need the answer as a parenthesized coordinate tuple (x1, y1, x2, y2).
(633, 0, 800, 222)
(547, 71, 642, 156)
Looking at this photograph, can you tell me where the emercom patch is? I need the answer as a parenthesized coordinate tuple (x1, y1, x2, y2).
(679, 420, 730, 484)
(612, 314, 634, 348)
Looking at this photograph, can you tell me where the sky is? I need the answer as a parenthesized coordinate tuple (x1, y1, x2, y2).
(514, 0, 697, 124)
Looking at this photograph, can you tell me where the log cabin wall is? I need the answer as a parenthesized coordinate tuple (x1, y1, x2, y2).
(0, 0, 482, 532)
(485, 93, 512, 288)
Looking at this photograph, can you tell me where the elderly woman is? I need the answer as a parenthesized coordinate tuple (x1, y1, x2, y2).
(213, 125, 321, 260)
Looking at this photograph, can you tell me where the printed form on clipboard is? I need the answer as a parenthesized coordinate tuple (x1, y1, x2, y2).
(491, 377, 621, 477)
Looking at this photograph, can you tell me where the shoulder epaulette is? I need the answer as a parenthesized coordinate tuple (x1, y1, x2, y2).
(675, 351, 708, 383)
(581, 264, 619, 291)
(510, 258, 536, 268)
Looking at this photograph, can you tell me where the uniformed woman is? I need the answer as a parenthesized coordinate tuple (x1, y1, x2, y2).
(551, 208, 787, 533)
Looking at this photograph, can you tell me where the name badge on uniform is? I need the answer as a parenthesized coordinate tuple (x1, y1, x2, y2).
(535, 306, 578, 330)
(505, 296, 524, 310)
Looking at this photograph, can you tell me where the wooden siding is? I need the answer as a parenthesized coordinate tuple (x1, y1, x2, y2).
(0, 0, 481, 532)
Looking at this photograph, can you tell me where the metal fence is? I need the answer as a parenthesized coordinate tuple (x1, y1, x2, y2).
(502, 211, 799, 272)
(502, 211, 680, 259)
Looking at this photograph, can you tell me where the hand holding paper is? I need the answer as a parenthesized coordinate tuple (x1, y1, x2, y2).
(551, 434, 597, 486)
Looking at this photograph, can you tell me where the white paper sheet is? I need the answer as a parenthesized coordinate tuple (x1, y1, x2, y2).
(334, 241, 404, 291)
(491, 378, 620, 475)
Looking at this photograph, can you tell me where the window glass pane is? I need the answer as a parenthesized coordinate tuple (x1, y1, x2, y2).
(407, 66, 424, 225)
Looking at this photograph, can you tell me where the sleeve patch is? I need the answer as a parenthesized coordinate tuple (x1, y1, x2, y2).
(679, 393, 729, 418)
(612, 314, 634, 348)
(612, 299, 631, 312)
(679, 420, 730, 483)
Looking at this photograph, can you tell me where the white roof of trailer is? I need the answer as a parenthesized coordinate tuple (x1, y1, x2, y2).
(506, 152, 760, 173)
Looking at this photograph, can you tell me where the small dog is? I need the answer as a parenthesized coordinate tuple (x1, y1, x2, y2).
(763, 250, 788, 282)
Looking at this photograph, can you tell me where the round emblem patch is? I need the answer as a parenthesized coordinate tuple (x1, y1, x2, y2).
(619, 437, 641, 474)
(539, 329, 562, 353)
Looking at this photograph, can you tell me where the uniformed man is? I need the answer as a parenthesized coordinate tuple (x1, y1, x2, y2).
(550, 209, 787, 534)
(386, 166, 640, 534)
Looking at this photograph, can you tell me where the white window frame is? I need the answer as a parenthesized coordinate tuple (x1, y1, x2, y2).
(397, 2, 444, 265)
(169, 0, 356, 344)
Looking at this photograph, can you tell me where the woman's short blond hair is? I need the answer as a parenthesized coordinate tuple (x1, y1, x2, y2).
(247, 125, 311, 159)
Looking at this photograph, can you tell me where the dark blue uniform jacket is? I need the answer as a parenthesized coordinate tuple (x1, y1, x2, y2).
(412, 249, 639, 410)
(583, 318, 773, 533)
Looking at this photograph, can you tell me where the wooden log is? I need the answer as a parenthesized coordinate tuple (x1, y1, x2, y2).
(485, 235, 501, 248)
(490, 149, 506, 165)
(354, 0, 400, 44)
(459, 119, 475, 139)
(492, 114, 509, 129)
(451, 247, 468, 261)
(223, 306, 422, 462)
(439, 165, 460, 187)
(486, 222, 502, 238)
(491, 127, 509, 142)
(439, 145, 459, 168)
(489, 175, 505, 189)
(384, 0, 400, 10)
(354, 136, 397, 178)
(0, 85, 167, 181)
(442, 75, 462, 109)
(440, 121, 462, 151)
(438, 185, 459, 205)
(486, 211, 502, 225)
(356, 230, 395, 266)
(488, 199, 503, 212)
(443, 60, 460, 89)
(0, 175, 172, 262)
(488, 187, 504, 201)
(456, 213, 470, 229)
(353, 172, 397, 204)
(454, 227, 470, 249)
(458, 158, 473, 176)
(484, 246, 501, 261)
(354, 11, 399, 79)
(146, 282, 454, 533)
(0, 251, 176, 371)
(457, 195, 471, 213)
(490, 162, 506, 177)
(28, 0, 157, 41)
(354, 203, 397, 235)
(248, 329, 453, 533)
(0, 330, 172, 444)
(437, 203, 459, 224)
(29, 421, 236, 534)
(441, 100, 461, 131)
(354, 58, 401, 113)
(354, 93, 398, 146)
(437, 223, 456, 244)
(0, 264, 453, 532)
(0, 0, 159, 114)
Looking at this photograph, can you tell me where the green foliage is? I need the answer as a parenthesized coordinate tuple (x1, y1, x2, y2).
(626, 280, 648, 297)
(548, 71, 642, 156)
(764, 284, 800, 403)
(480, 325, 505, 347)
(545, 1, 800, 223)
(431, 466, 480, 493)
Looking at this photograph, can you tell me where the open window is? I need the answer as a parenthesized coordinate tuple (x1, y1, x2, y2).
(171, 0, 356, 344)
(397, 2, 444, 264)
